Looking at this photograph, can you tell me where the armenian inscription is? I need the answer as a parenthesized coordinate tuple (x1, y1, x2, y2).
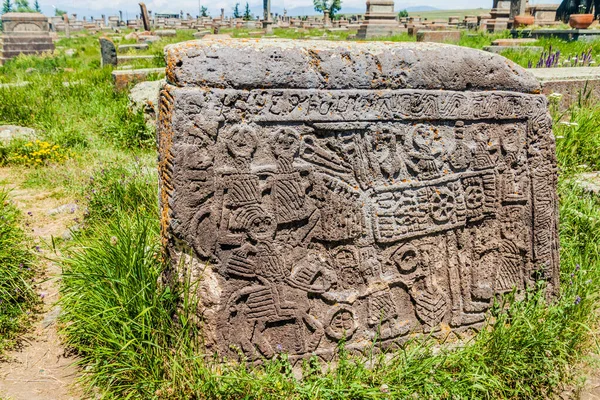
(158, 40, 559, 363)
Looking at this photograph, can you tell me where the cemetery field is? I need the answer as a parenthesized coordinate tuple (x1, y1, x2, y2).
(0, 31, 600, 399)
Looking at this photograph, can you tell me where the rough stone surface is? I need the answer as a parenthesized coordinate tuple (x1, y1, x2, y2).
(99, 37, 117, 67)
(118, 43, 149, 53)
(529, 67, 600, 110)
(155, 29, 177, 37)
(416, 30, 461, 44)
(574, 172, 600, 196)
(158, 39, 559, 364)
(129, 79, 165, 126)
(112, 68, 165, 90)
(484, 45, 543, 54)
(117, 54, 156, 65)
(0, 125, 35, 144)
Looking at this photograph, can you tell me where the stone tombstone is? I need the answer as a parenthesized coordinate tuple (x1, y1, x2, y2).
(139, 2, 151, 31)
(0, 13, 55, 64)
(99, 37, 117, 66)
(63, 14, 71, 39)
(356, 0, 406, 39)
(158, 40, 559, 363)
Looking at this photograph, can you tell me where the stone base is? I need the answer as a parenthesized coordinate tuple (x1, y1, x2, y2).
(112, 68, 165, 90)
(118, 43, 149, 52)
(484, 45, 543, 54)
(529, 66, 600, 110)
(117, 55, 156, 65)
(486, 19, 509, 32)
(416, 30, 461, 44)
(0, 34, 54, 64)
(512, 29, 600, 41)
(356, 24, 406, 39)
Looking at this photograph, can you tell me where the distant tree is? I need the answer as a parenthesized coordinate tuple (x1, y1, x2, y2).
(313, 0, 342, 19)
(34, 0, 39, 12)
(54, 8, 66, 16)
(14, 0, 33, 12)
(243, 2, 252, 20)
(15, 0, 33, 12)
(233, 2, 241, 18)
(200, 6, 208, 17)
(2, 0, 12, 13)
(398, 9, 408, 18)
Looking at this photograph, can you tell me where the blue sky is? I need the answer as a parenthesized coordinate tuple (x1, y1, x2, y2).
(38, 0, 561, 19)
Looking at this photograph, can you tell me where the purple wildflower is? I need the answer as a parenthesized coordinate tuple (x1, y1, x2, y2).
(575, 296, 582, 305)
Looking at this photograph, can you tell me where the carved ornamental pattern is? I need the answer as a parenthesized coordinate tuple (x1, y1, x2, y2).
(158, 68, 559, 363)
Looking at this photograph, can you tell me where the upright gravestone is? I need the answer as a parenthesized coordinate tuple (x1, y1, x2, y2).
(0, 13, 55, 65)
(99, 37, 117, 66)
(356, 0, 406, 38)
(63, 14, 71, 39)
(139, 2, 151, 32)
(158, 40, 559, 363)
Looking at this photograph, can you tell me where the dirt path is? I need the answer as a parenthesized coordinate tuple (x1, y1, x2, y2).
(0, 168, 82, 400)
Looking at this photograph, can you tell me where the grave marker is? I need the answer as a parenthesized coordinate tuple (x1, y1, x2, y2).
(158, 40, 559, 363)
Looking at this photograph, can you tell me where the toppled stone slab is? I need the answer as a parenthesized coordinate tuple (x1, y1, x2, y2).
(47, 203, 78, 216)
(155, 29, 177, 37)
(492, 38, 538, 46)
(574, 172, 600, 195)
(416, 30, 461, 44)
(193, 30, 211, 39)
(159, 39, 559, 364)
(112, 68, 165, 90)
(129, 79, 165, 126)
(0, 81, 30, 89)
(201, 34, 232, 40)
(484, 45, 543, 54)
(139, 35, 161, 44)
(118, 43, 149, 53)
(117, 55, 156, 65)
(0, 125, 35, 144)
(528, 67, 600, 109)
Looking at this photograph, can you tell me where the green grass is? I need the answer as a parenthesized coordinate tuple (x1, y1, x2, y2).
(56, 152, 600, 399)
(0, 190, 37, 353)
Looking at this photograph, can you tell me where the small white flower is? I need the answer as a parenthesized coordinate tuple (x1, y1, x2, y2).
(556, 135, 564, 139)
(548, 92, 563, 100)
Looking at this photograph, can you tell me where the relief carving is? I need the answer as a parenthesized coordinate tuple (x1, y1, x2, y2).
(161, 86, 558, 362)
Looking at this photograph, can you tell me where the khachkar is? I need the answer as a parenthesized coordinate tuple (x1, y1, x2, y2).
(0, 13, 55, 65)
(356, 0, 404, 39)
(158, 40, 559, 364)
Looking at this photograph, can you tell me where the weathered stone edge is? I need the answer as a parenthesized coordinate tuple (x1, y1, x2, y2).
(164, 39, 541, 94)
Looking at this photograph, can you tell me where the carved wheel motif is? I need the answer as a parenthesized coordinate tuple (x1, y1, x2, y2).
(325, 306, 357, 340)
(465, 185, 484, 210)
(430, 188, 455, 223)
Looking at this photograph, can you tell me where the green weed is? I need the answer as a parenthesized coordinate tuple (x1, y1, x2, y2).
(0, 190, 37, 353)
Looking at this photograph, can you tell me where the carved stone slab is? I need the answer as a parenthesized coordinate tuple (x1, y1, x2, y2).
(158, 40, 559, 363)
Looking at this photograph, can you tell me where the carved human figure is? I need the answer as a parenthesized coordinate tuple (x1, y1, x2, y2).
(500, 126, 529, 202)
(473, 125, 500, 170)
(448, 121, 472, 172)
(221, 204, 325, 358)
(406, 124, 443, 180)
(495, 206, 529, 293)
